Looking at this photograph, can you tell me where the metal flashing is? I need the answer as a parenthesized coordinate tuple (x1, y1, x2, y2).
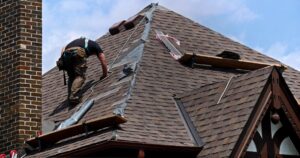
(110, 77, 132, 87)
(141, 3, 157, 41)
(119, 63, 136, 80)
(174, 98, 204, 147)
(113, 75, 137, 116)
(113, 3, 157, 116)
(112, 42, 144, 69)
(56, 99, 94, 130)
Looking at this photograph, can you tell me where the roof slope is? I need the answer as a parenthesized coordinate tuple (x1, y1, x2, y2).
(36, 3, 300, 157)
(283, 67, 300, 101)
(42, 21, 145, 123)
(176, 66, 273, 157)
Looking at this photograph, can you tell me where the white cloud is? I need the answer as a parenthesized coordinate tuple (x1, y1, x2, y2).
(227, 32, 246, 44)
(42, 31, 84, 71)
(231, 5, 258, 22)
(156, 0, 258, 22)
(42, 0, 258, 73)
(42, 0, 152, 73)
(265, 42, 288, 57)
(59, 0, 90, 12)
(256, 42, 300, 70)
(281, 50, 300, 70)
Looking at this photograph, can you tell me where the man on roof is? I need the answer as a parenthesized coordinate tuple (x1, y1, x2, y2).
(57, 37, 108, 104)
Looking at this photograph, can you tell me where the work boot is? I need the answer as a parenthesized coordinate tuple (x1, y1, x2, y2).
(69, 96, 81, 105)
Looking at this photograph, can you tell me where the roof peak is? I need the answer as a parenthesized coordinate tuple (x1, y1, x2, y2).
(38, 3, 300, 156)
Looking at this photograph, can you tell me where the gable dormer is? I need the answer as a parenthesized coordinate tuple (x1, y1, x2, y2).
(232, 68, 300, 158)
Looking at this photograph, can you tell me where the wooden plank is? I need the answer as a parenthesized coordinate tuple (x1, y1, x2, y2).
(233, 85, 272, 157)
(271, 69, 281, 109)
(179, 52, 285, 71)
(124, 14, 144, 30)
(109, 20, 126, 35)
(26, 115, 127, 148)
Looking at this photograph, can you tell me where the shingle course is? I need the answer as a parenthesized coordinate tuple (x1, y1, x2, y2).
(177, 66, 273, 157)
(36, 4, 300, 157)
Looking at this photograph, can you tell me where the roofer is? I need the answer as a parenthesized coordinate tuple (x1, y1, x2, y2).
(57, 37, 108, 104)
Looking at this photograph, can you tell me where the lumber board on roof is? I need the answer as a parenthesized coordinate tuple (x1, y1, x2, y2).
(179, 52, 285, 71)
(26, 115, 127, 149)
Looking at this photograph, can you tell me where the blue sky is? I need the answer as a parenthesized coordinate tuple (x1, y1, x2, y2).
(43, 0, 300, 73)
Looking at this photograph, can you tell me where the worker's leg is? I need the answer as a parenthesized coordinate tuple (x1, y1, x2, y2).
(70, 75, 85, 98)
(67, 71, 75, 100)
(68, 77, 73, 99)
(69, 58, 87, 102)
(63, 51, 76, 101)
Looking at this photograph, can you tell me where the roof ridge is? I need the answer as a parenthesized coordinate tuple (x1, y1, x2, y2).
(112, 3, 157, 117)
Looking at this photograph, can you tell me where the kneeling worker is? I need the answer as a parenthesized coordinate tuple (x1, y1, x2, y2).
(57, 37, 108, 104)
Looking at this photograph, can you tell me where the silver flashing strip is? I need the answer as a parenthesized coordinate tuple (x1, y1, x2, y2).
(113, 3, 158, 116)
(174, 98, 204, 147)
(56, 99, 94, 130)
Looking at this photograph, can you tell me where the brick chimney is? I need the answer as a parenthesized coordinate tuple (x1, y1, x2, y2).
(0, 0, 42, 153)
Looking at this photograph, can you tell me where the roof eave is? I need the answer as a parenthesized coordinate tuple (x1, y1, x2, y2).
(56, 140, 202, 157)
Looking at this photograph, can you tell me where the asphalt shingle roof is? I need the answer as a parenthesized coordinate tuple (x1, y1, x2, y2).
(177, 66, 273, 157)
(34, 4, 300, 157)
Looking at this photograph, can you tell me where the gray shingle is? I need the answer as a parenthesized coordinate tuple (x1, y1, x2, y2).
(177, 67, 273, 157)
(34, 4, 300, 157)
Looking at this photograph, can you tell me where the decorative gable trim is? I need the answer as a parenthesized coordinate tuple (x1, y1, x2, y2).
(231, 67, 300, 157)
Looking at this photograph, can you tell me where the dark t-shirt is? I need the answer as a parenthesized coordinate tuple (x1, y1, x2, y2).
(65, 38, 103, 57)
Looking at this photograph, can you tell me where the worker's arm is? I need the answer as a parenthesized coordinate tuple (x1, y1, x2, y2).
(97, 52, 108, 80)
